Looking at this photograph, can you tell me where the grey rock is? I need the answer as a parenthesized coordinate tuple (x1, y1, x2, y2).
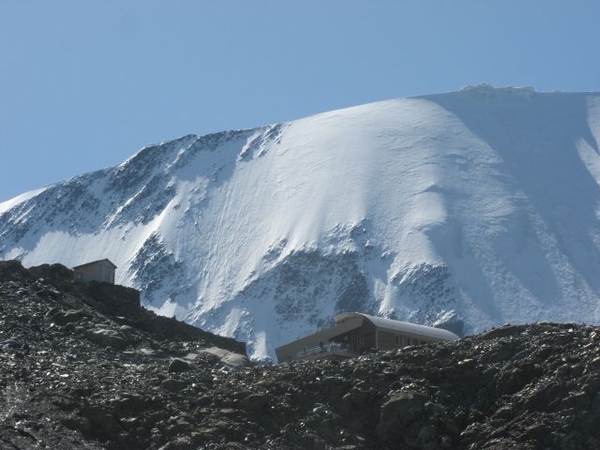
(54, 309, 86, 325)
(160, 378, 190, 393)
(239, 393, 269, 411)
(375, 390, 427, 442)
(168, 358, 193, 373)
(87, 328, 129, 349)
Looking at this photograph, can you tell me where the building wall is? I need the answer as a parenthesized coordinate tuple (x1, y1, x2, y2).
(358, 320, 376, 351)
(275, 316, 363, 362)
(276, 314, 457, 363)
(377, 330, 431, 350)
(74, 261, 115, 284)
(378, 330, 397, 349)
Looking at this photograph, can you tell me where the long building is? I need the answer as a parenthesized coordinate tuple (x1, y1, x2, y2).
(276, 312, 460, 363)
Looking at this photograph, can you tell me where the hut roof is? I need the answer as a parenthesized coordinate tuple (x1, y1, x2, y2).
(334, 312, 460, 341)
(73, 258, 117, 270)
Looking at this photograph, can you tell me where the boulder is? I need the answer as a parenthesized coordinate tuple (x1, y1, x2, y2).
(168, 358, 193, 373)
(87, 328, 129, 349)
(375, 390, 428, 444)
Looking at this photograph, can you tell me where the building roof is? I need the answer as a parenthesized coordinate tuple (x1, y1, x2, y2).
(73, 258, 117, 270)
(334, 312, 460, 341)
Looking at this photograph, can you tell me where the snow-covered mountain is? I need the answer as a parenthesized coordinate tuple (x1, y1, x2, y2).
(2, 84, 600, 361)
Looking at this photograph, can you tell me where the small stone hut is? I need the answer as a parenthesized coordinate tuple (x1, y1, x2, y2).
(73, 259, 117, 284)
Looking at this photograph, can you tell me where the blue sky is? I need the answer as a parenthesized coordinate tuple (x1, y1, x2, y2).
(1, 0, 599, 202)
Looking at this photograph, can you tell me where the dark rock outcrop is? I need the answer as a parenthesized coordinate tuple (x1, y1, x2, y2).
(1, 260, 600, 449)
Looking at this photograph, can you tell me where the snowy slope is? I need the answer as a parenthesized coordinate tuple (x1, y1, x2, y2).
(2, 84, 600, 361)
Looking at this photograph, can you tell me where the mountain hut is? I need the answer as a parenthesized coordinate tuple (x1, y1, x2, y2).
(275, 312, 460, 363)
(73, 259, 117, 284)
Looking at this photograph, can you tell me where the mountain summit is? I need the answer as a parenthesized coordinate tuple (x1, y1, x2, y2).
(2, 85, 600, 360)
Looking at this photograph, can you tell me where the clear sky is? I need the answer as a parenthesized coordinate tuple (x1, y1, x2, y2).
(1, 0, 599, 202)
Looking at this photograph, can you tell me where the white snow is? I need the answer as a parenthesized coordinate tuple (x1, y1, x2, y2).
(0, 187, 47, 214)
(2, 86, 600, 361)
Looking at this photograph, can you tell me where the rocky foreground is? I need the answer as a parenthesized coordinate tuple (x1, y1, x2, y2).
(1, 261, 600, 450)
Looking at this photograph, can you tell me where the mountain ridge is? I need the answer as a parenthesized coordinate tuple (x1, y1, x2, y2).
(1, 86, 600, 361)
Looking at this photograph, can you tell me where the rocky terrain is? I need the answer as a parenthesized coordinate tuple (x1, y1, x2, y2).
(2, 260, 600, 449)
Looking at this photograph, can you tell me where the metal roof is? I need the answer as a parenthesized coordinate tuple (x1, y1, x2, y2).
(334, 312, 460, 341)
(73, 258, 117, 270)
